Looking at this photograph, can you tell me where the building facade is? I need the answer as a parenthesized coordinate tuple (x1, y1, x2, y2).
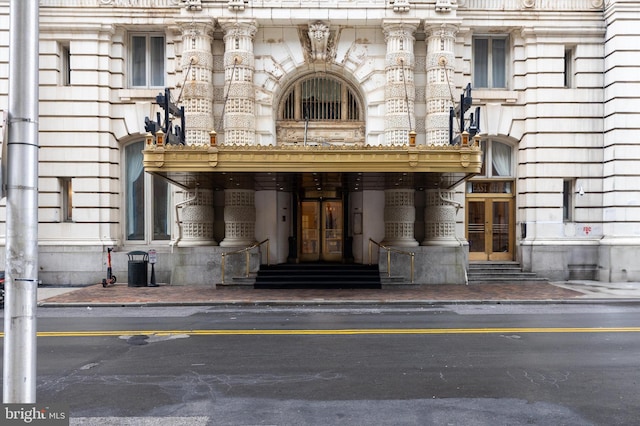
(0, 0, 638, 286)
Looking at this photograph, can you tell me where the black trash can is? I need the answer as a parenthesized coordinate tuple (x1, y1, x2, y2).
(127, 251, 148, 287)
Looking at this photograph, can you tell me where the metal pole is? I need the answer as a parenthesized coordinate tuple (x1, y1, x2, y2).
(3, 0, 40, 404)
(221, 253, 226, 284)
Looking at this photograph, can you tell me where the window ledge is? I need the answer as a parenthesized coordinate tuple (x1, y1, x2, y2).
(118, 88, 163, 102)
(473, 89, 518, 103)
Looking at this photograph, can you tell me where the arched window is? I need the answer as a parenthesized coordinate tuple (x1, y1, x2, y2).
(281, 76, 360, 121)
(467, 139, 515, 194)
(124, 140, 171, 242)
(277, 74, 364, 145)
(475, 139, 514, 178)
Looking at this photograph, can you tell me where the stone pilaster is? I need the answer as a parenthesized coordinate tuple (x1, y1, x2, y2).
(220, 189, 256, 247)
(218, 19, 257, 146)
(422, 189, 460, 246)
(179, 21, 215, 146)
(382, 189, 419, 247)
(382, 20, 420, 146)
(424, 23, 458, 146)
(179, 189, 217, 246)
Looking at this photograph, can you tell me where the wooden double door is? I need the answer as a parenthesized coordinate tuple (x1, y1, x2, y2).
(300, 199, 343, 262)
(466, 196, 514, 261)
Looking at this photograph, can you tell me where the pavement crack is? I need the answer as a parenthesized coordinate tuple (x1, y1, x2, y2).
(510, 369, 571, 389)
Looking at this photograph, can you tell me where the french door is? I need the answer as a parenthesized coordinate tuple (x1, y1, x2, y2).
(300, 200, 343, 262)
(466, 197, 514, 261)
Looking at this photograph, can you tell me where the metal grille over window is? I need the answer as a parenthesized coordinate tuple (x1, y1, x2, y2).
(281, 76, 360, 121)
(302, 77, 341, 120)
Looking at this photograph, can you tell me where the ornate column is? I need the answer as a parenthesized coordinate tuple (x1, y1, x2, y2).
(178, 20, 215, 146)
(220, 189, 256, 247)
(218, 19, 257, 146)
(179, 189, 217, 246)
(382, 189, 419, 247)
(424, 23, 458, 146)
(382, 20, 420, 146)
(422, 189, 460, 245)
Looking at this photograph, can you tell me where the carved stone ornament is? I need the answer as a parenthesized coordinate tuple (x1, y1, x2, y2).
(391, 0, 411, 13)
(183, 0, 202, 10)
(228, 0, 247, 11)
(308, 22, 331, 62)
(435, 0, 456, 13)
(522, 0, 535, 7)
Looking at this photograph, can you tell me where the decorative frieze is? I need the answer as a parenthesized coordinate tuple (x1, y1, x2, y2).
(39, 0, 603, 9)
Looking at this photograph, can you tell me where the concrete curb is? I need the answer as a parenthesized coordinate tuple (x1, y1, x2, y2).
(36, 298, 640, 308)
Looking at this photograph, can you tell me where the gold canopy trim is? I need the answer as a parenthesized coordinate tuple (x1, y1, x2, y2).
(143, 143, 482, 174)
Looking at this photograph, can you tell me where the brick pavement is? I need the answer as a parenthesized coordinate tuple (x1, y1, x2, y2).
(37, 282, 585, 307)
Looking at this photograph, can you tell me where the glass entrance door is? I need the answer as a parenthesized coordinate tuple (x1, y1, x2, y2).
(300, 200, 343, 262)
(467, 198, 514, 261)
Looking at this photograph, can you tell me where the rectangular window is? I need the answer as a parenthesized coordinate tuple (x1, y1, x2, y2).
(60, 177, 73, 222)
(563, 179, 574, 222)
(130, 34, 165, 88)
(59, 42, 71, 86)
(473, 36, 507, 89)
(564, 47, 574, 88)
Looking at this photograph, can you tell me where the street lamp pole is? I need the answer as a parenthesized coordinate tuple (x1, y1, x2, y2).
(3, 0, 40, 403)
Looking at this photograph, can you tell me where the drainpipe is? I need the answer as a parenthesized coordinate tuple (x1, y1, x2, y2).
(170, 186, 199, 252)
(439, 189, 467, 284)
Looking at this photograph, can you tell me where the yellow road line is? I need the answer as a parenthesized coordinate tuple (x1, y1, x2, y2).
(0, 327, 638, 338)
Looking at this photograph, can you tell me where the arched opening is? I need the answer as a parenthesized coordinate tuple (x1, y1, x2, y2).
(465, 139, 516, 261)
(276, 74, 365, 146)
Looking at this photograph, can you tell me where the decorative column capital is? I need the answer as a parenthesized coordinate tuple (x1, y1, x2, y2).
(424, 22, 459, 38)
(176, 19, 216, 36)
(218, 18, 258, 39)
(382, 19, 421, 40)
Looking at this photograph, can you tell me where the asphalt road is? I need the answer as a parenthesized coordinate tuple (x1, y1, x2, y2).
(3, 303, 640, 425)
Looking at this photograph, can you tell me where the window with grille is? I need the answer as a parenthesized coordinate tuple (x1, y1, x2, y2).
(281, 76, 360, 121)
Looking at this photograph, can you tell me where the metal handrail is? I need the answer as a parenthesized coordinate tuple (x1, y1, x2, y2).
(368, 238, 415, 284)
(220, 239, 270, 284)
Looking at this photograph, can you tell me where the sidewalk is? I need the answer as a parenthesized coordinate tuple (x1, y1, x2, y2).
(35, 280, 640, 307)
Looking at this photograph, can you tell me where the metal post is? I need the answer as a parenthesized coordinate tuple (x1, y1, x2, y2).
(3, 0, 39, 403)
(221, 253, 226, 284)
(410, 253, 414, 284)
(266, 240, 270, 266)
(245, 250, 250, 278)
(387, 250, 391, 278)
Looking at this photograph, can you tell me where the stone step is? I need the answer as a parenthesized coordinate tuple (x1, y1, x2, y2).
(468, 261, 548, 284)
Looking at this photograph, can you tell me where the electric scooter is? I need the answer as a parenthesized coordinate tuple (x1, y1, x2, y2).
(102, 247, 117, 287)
